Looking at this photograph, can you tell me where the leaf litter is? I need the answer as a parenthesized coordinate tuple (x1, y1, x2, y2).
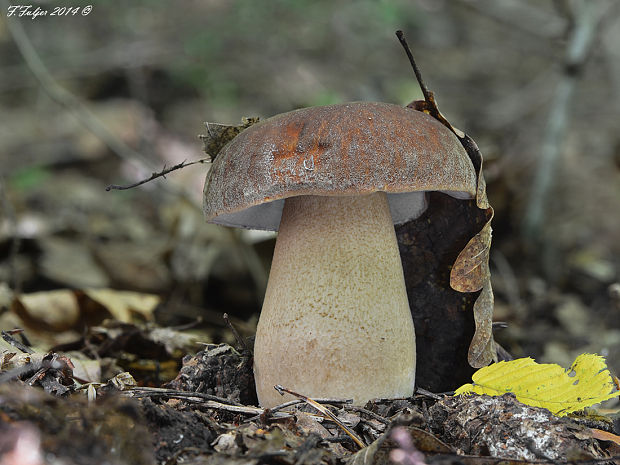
(1, 300, 619, 465)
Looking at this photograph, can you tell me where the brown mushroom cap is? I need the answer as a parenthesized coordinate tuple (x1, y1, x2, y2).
(203, 102, 476, 230)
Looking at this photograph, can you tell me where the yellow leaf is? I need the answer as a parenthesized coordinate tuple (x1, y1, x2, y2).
(454, 354, 619, 416)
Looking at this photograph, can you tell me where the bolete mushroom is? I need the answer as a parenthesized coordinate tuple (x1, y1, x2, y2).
(203, 102, 477, 407)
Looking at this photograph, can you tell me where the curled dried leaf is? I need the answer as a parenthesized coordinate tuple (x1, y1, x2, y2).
(450, 217, 493, 293)
(455, 131, 495, 368)
(404, 102, 496, 372)
(450, 131, 496, 369)
(459, 135, 490, 210)
(200, 117, 259, 161)
(469, 282, 496, 368)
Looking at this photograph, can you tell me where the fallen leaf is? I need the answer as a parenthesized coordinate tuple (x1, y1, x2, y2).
(69, 355, 102, 383)
(81, 289, 160, 323)
(590, 428, 620, 445)
(450, 133, 496, 368)
(450, 220, 492, 293)
(468, 282, 495, 368)
(411, 102, 496, 371)
(455, 353, 620, 415)
(11, 290, 81, 332)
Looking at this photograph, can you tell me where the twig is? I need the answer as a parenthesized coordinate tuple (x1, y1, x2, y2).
(1, 330, 33, 354)
(105, 158, 211, 191)
(124, 387, 299, 418)
(124, 386, 246, 407)
(414, 387, 443, 401)
(395, 30, 433, 104)
(274, 385, 366, 449)
(246, 396, 352, 423)
(395, 30, 464, 138)
(223, 313, 251, 355)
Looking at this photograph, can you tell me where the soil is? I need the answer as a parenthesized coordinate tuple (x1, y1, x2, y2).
(1, 341, 618, 465)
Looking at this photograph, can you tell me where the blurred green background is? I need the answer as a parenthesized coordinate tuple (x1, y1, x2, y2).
(1, 0, 619, 374)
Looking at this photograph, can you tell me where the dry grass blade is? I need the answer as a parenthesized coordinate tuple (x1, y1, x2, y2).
(274, 384, 366, 449)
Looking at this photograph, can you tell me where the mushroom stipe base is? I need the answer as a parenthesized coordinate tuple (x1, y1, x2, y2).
(253, 193, 416, 407)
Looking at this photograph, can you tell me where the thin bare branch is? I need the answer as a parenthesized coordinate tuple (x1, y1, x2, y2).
(105, 158, 211, 191)
(395, 30, 432, 104)
(223, 312, 252, 355)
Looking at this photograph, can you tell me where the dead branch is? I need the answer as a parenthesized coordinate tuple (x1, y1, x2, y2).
(105, 158, 211, 191)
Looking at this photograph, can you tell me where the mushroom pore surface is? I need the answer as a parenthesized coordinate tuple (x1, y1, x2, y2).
(254, 192, 415, 407)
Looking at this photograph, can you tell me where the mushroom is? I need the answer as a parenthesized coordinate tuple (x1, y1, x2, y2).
(203, 102, 477, 407)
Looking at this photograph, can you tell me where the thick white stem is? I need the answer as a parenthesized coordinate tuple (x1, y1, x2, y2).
(254, 192, 416, 407)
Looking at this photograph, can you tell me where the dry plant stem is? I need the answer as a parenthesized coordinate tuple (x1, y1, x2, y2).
(254, 193, 415, 408)
(246, 397, 352, 422)
(126, 386, 244, 405)
(1, 330, 33, 354)
(522, 0, 608, 244)
(395, 31, 432, 104)
(105, 158, 211, 191)
(275, 385, 366, 449)
(223, 312, 251, 354)
(124, 387, 300, 419)
(346, 406, 390, 425)
(414, 388, 443, 401)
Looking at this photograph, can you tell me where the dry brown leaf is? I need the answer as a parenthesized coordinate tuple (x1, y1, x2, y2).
(81, 289, 159, 323)
(409, 103, 496, 371)
(590, 428, 620, 445)
(11, 289, 160, 337)
(69, 355, 102, 383)
(449, 132, 496, 368)
(450, 220, 492, 294)
(295, 412, 349, 457)
(11, 290, 81, 332)
(468, 282, 495, 367)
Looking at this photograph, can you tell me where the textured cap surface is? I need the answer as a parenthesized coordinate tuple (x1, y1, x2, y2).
(203, 102, 476, 230)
